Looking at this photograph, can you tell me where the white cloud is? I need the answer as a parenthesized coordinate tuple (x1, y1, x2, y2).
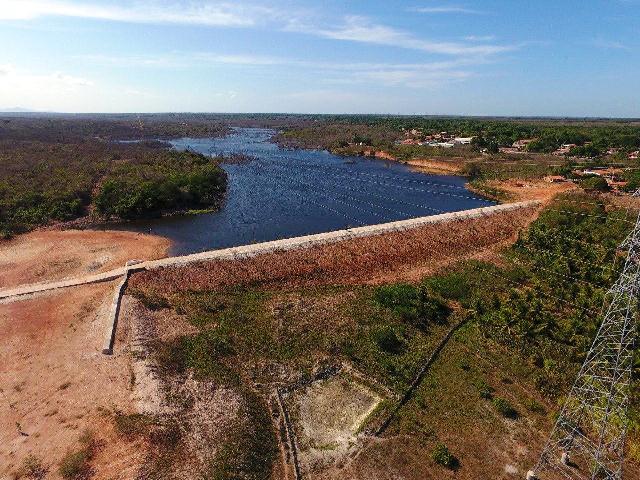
(411, 6, 483, 14)
(464, 35, 496, 42)
(0, 64, 92, 88)
(78, 51, 488, 88)
(323, 65, 473, 89)
(0, 64, 102, 111)
(591, 38, 629, 50)
(0, 0, 272, 27)
(287, 15, 512, 56)
(80, 52, 481, 69)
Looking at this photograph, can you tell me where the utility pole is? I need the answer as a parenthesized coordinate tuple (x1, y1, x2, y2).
(528, 196, 640, 480)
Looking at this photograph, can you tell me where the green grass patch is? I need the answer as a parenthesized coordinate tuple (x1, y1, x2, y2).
(492, 397, 519, 419)
(432, 443, 458, 469)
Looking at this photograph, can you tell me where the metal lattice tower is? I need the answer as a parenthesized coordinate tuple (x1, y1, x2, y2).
(529, 202, 640, 480)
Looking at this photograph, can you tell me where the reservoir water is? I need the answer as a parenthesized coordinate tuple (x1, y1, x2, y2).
(120, 128, 494, 255)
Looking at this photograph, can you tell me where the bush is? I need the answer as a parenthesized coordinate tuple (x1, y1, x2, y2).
(432, 443, 457, 469)
(622, 170, 640, 192)
(462, 162, 483, 179)
(374, 284, 451, 329)
(493, 397, 518, 419)
(373, 325, 405, 355)
(15, 454, 47, 479)
(58, 431, 96, 479)
(58, 450, 91, 479)
(579, 175, 610, 192)
(114, 413, 153, 437)
(133, 291, 170, 311)
(154, 329, 235, 380)
(425, 270, 474, 302)
(629, 439, 640, 464)
(474, 379, 494, 399)
(524, 398, 546, 414)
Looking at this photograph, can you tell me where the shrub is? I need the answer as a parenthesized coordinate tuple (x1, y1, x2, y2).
(133, 291, 170, 311)
(459, 359, 471, 371)
(373, 325, 405, 355)
(493, 397, 518, 419)
(154, 329, 235, 380)
(474, 379, 495, 400)
(579, 175, 610, 192)
(431, 443, 457, 469)
(58, 450, 92, 479)
(114, 413, 153, 438)
(629, 439, 640, 464)
(15, 454, 47, 479)
(424, 271, 471, 302)
(58, 431, 96, 479)
(374, 283, 451, 329)
(462, 162, 483, 180)
(524, 398, 546, 414)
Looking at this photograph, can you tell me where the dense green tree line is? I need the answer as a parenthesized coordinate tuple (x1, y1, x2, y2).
(278, 117, 640, 155)
(94, 151, 227, 219)
(0, 141, 227, 237)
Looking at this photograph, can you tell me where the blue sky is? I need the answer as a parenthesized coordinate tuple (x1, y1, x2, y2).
(0, 0, 638, 116)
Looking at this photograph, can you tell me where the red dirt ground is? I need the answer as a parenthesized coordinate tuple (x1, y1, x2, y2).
(0, 230, 169, 289)
(0, 284, 144, 479)
(0, 230, 169, 479)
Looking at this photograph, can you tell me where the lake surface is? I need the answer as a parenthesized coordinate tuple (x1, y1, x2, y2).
(119, 128, 494, 255)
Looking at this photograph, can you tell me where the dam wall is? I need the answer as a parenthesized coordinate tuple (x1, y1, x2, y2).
(0, 200, 540, 302)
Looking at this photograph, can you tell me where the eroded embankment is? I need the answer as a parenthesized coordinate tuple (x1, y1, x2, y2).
(130, 201, 540, 297)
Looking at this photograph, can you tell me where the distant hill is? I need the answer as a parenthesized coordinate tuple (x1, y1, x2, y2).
(0, 107, 37, 113)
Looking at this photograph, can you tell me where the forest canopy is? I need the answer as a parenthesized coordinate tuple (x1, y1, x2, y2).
(0, 141, 227, 237)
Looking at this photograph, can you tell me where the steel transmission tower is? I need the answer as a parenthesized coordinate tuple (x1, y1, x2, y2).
(528, 203, 640, 480)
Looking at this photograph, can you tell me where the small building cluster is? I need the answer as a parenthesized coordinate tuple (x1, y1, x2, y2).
(397, 129, 474, 148)
(572, 167, 629, 192)
(552, 143, 577, 156)
(499, 138, 536, 154)
(545, 167, 631, 193)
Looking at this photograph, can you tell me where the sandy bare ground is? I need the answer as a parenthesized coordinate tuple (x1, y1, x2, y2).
(0, 230, 170, 289)
(405, 158, 464, 175)
(290, 374, 381, 476)
(481, 178, 577, 204)
(0, 283, 144, 479)
(0, 231, 170, 479)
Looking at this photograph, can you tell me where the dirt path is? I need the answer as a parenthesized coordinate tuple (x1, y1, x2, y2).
(481, 178, 577, 204)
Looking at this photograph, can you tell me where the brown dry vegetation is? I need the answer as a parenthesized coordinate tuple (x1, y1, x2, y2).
(129, 205, 539, 297)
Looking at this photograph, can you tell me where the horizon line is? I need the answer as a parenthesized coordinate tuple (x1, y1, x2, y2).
(1, 111, 640, 121)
